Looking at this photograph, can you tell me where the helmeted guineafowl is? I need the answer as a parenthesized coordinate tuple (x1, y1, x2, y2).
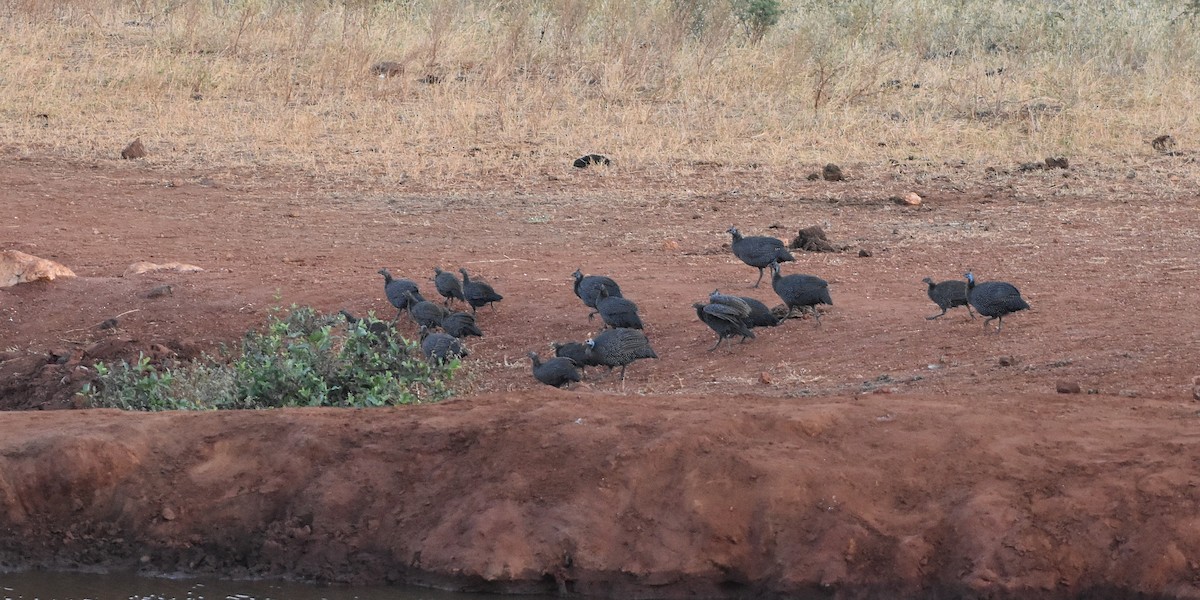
(705, 290, 782, 328)
(922, 277, 975, 320)
(528, 351, 582, 388)
(378, 269, 425, 322)
(339, 309, 392, 343)
(694, 301, 756, 351)
(728, 226, 796, 288)
(770, 261, 832, 324)
(459, 268, 503, 314)
(441, 311, 483, 338)
(433, 267, 465, 307)
(965, 272, 1029, 332)
(584, 328, 657, 381)
(420, 326, 469, 363)
(707, 289, 752, 318)
(553, 341, 603, 380)
(406, 291, 450, 329)
(595, 286, 643, 330)
(573, 269, 622, 319)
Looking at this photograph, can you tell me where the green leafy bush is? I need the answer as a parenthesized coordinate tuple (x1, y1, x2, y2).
(732, 0, 782, 43)
(82, 306, 458, 411)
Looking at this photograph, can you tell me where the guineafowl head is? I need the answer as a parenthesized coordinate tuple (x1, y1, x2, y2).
(769, 261, 781, 276)
(527, 351, 540, 364)
(378, 268, 393, 281)
(584, 338, 596, 349)
(727, 226, 742, 239)
(572, 269, 583, 282)
(418, 325, 430, 340)
(964, 272, 976, 286)
(922, 277, 935, 288)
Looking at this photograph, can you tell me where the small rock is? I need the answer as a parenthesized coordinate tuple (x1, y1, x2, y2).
(161, 506, 176, 521)
(120, 138, 146, 159)
(858, 248, 872, 257)
(661, 240, 681, 252)
(1056, 381, 1081, 394)
(758, 372, 772, 385)
(1018, 161, 1045, 172)
(98, 318, 119, 330)
(1119, 389, 1138, 398)
(143, 284, 173, 299)
(822, 163, 844, 181)
(997, 355, 1018, 367)
(573, 154, 612, 169)
(1192, 386, 1200, 402)
(806, 172, 820, 181)
(1045, 156, 1069, 169)
(893, 192, 922, 206)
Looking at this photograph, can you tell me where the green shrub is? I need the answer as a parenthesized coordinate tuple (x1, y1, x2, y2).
(82, 306, 459, 411)
(732, 0, 782, 43)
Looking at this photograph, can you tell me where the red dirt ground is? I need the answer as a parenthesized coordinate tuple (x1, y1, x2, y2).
(2, 154, 1200, 598)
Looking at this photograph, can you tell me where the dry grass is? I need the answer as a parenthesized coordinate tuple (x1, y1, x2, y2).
(1, 0, 1198, 188)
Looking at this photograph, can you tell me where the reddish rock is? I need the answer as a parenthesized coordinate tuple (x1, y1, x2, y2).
(1057, 381, 1082, 394)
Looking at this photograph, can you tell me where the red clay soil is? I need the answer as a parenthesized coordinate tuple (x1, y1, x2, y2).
(2, 155, 1200, 598)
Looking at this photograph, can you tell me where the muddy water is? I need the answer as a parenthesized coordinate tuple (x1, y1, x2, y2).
(0, 571, 554, 600)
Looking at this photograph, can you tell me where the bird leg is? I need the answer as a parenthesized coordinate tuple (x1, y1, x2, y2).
(619, 365, 627, 381)
(994, 316, 1004, 332)
(708, 336, 725, 352)
(983, 317, 995, 330)
(753, 268, 765, 288)
(966, 305, 977, 319)
(926, 309, 948, 320)
(809, 307, 823, 326)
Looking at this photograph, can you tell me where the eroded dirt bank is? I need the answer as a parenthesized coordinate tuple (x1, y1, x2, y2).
(2, 393, 1198, 599)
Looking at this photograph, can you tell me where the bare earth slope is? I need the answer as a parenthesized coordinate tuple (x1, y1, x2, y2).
(1, 395, 1199, 599)
(2, 156, 1200, 598)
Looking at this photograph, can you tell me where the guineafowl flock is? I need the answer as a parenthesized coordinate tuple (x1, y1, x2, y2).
(358, 226, 1029, 391)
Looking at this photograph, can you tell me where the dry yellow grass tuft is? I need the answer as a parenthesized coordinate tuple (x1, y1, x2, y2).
(1, 0, 1198, 188)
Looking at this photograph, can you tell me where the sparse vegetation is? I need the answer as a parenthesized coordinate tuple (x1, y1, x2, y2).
(82, 306, 459, 410)
(0, 0, 1197, 186)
